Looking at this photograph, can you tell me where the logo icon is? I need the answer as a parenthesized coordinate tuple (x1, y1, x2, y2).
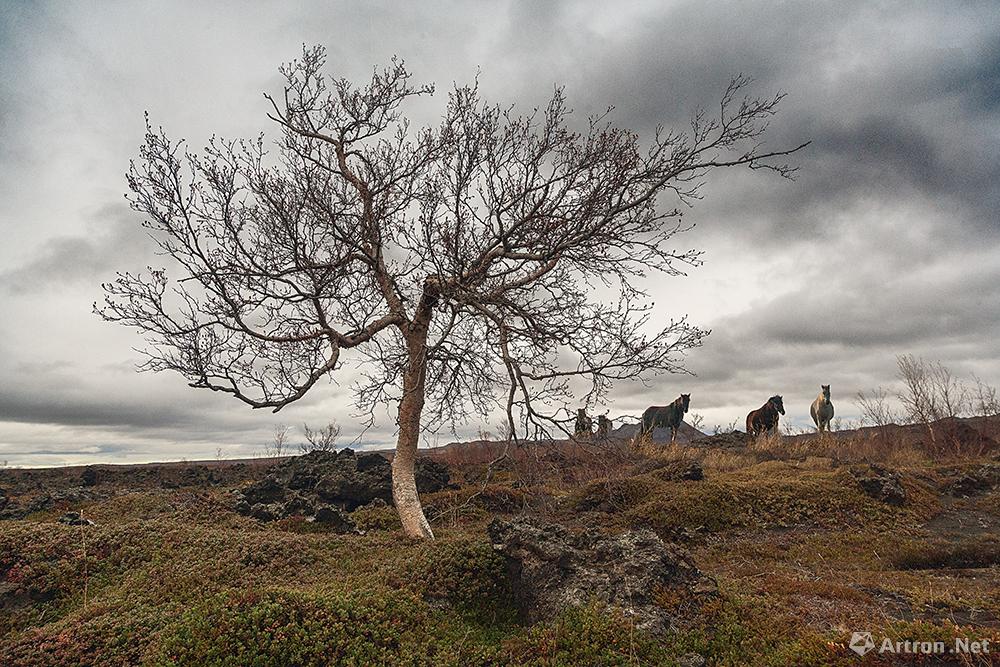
(850, 632, 876, 656)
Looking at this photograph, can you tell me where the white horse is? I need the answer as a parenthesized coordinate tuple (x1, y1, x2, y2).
(810, 385, 834, 433)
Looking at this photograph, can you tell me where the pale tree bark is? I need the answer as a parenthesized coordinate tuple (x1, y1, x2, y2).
(97, 46, 806, 539)
(391, 288, 436, 538)
(393, 335, 434, 538)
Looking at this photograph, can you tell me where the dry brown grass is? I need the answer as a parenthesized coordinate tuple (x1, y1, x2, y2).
(748, 430, 935, 468)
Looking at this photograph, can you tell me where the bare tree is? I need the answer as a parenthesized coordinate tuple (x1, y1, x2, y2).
(96, 46, 805, 538)
(929, 360, 969, 419)
(896, 354, 969, 423)
(301, 421, 341, 453)
(970, 373, 1000, 417)
(854, 386, 898, 427)
(263, 424, 290, 458)
(896, 354, 940, 424)
(688, 412, 705, 432)
(712, 419, 739, 435)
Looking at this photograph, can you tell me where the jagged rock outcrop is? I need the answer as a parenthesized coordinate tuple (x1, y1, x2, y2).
(0, 487, 98, 521)
(233, 449, 452, 529)
(851, 464, 907, 505)
(488, 517, 717, 633)
(945, 464, 1000, 496)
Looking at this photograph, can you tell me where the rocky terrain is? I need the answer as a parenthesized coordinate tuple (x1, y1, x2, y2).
(1, 416, 999, 665)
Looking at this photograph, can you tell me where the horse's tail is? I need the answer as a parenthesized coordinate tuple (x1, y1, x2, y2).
(746, 411, 755, 436)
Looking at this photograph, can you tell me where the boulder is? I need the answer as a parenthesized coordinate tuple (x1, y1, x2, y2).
(488, 518, 717, 633)
(851, 464, 907, 505)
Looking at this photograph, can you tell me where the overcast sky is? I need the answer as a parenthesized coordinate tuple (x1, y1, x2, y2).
(1, 0, 998, 466)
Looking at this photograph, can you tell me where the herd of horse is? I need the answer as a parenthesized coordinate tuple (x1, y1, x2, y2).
(637, 385, 836, 443)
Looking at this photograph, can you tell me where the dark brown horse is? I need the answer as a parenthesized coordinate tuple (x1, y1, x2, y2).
(746, 395, 785, 437)
(641, 394, 690, 443)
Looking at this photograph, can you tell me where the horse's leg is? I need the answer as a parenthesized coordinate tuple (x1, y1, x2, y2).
(671, 424, 677, 443)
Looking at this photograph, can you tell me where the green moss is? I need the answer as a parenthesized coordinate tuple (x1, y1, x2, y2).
(620, 468, 938, 537)
(501, 604, 672, 666)
(150, 588, 493, 666)
(570, 477, 658, 512)
(401, 537, 516, 625)
(624, 482, 741, 535)
(350, 503, 401, 532)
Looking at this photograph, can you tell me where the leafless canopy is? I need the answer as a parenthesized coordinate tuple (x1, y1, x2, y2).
(301, 421, 341, 453)
(98, 46, 806, 441)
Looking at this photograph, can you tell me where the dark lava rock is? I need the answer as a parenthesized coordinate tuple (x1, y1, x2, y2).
(488, 517, 717, 633)
(249, 503, 276, 522)
(243, 476, 286, 505)
(677, 462, 704, 481)
(946, 464, 1000, 497)
(80, 466, 99, 487)
(313, 505, 354, 532)
(57, 511, 94, 526)
(233, 449, 452, 526)
(414, 458, 452, 493)
(0, 487, 98, 521)
(851, 464, 907, 505)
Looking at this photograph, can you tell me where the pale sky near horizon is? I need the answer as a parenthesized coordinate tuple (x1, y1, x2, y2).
(1, 1, 999, 466)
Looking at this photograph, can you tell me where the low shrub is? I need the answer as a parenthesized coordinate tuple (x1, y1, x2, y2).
(401, 537, 514, 620)
(151, 588, 492, 666)
(350, 503, 401, 533)
(890, 536, 1000, 570)
(501, 603, 670, 666)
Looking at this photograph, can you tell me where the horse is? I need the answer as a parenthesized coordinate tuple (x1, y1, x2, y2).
(574, 408, 593, 437)
(746, 395, 785, 438)
(640, 394, 690, 443)
(596, 415, 612, 438)
(810, 385, 834, 433)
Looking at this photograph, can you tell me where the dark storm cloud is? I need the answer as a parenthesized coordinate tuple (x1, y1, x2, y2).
(0, 385, 189, 429)
(510, 1, 1000, 249)
(0, 203, 150, 294)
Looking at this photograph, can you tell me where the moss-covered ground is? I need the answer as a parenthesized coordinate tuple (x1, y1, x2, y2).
(2, 428, 998, 665)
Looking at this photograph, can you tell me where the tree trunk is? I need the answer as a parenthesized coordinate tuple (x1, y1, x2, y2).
(393, 334, 434, 539)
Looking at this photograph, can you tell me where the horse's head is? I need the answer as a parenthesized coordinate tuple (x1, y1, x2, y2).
(770, 395, 785, 415)
(679, 394, 691, 413)
(821, 385, 831, 401)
